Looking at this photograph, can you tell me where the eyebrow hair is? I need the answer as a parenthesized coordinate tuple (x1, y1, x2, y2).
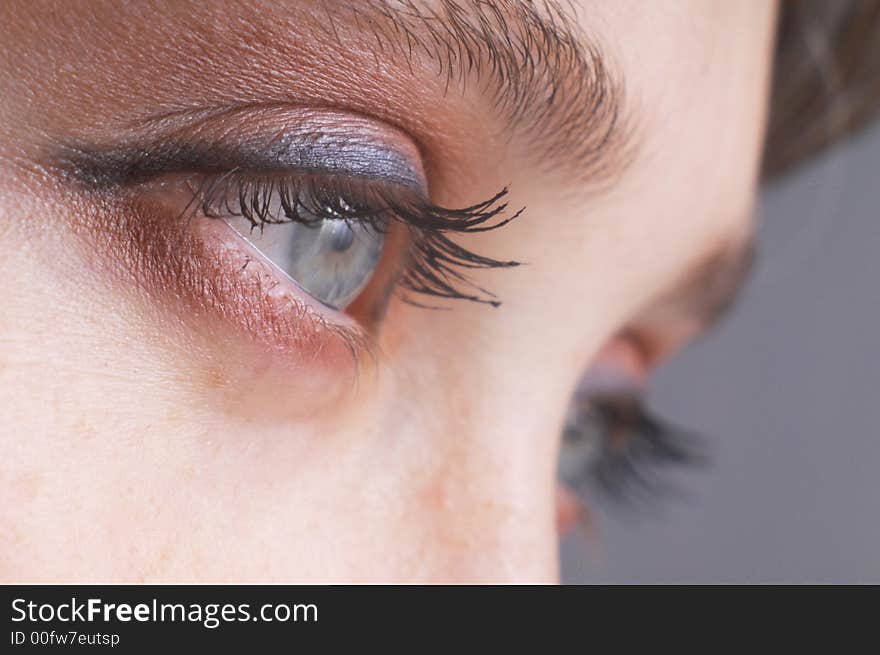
(663, 236, 757, 334)
(321, 0, 632, 182)
(32, 0, 632, 190)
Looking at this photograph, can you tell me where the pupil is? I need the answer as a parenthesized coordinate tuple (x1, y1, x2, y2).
(324, 220, 356, 252)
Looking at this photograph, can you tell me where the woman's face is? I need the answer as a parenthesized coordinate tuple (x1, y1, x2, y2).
(0, 1, 776, 582)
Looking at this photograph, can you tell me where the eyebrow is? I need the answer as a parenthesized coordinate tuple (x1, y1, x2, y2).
(37, 0, 632, 189)
(32, 0, 624, 187)
(665, 236, 757, 334)
(322, 0, 631, 182)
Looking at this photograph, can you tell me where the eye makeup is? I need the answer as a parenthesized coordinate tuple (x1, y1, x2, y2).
(51, 106, 521, 370)
(60, 108, 428, 191)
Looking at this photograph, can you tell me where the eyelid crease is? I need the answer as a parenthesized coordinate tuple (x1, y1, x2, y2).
(53, 107, 429, 193)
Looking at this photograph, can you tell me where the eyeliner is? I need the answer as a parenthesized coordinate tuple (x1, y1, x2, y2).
(56, 137, 426, 192)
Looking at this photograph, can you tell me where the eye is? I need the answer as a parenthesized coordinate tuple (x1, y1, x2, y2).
(56, 107, 524, 354)
(217, 188, 386, 310)
(559, 381, 708, 509)
(183, 166, 523, 325)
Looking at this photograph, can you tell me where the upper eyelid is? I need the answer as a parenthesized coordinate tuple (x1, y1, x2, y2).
(53, 107, 428, 193)
(3, 0, 639, 204)
(48, 102, 524, 309)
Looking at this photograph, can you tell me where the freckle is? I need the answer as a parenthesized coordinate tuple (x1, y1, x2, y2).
(181, 463, 197, 482)
(13, 472, 42, 502)
(417, 471, 453, 513)
(72, 418, 97, 439)
(202, 367, 228, 389)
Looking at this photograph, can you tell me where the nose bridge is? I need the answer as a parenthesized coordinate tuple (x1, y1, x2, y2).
(378, 324, 570, 582)
(393, 385, 562, 582)
(419, 433, 560, 582)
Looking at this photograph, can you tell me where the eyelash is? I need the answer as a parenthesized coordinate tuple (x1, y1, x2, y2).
(560, 394, 708, 509)
(187, 170, 523, 308)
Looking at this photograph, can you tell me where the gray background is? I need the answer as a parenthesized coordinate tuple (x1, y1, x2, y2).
(560, 120, 880, 583)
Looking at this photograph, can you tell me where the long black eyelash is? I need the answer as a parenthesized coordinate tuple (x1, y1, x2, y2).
(190, 172, 522, 307)
(560, 394, 709, 510)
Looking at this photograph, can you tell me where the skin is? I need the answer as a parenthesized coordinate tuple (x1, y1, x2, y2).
(0, 1, 776, 582)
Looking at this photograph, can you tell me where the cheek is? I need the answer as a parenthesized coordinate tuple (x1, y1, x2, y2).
(0, 187, 380, 475)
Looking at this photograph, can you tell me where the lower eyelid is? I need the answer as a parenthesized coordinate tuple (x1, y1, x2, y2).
(190, 198, 407, 335)
(158, 209, 378, 419)
(59, 155, 517, 391)
(177, 210, 371, 359)
(67, 181, 372, 389)
(196, 216, 356, 325)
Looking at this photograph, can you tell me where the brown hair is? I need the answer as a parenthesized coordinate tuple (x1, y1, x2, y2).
(764, 0, 880, 179)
